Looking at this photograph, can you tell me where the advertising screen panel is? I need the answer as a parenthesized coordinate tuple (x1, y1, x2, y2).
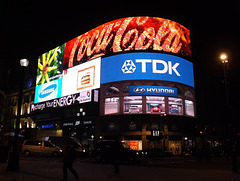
(34, 78, 62, 104)
(63, 16, 191, 69)
(36, 45, 65, 86)
(101, 52, 194, 87)
(31, 90, 92, 112)
(61, 57, 101, 97)
(34, 56, 100, 104)
(129, 85, 177, 97)
(33, 16, 192, 113)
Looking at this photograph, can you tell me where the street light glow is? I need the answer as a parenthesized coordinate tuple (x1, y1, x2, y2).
(220, 53, 228, 63)
(20, 58, 29, 67)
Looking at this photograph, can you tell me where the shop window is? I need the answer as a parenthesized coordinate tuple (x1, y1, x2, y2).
(123, 86, 129, 93)
(104, 86, 119, 96)
(168, 97, 183, 115)
(104, 97, 119, 114)
(23, 95, 29, 103)
(123, 96, 142, 113)
(185, 90, 194, 98)
(177, 88, 182, 95)
(185, 100, 195, 117)
(146, 96, 165, 114)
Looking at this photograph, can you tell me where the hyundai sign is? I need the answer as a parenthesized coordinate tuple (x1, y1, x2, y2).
(101, 52, 194, 87)
(129, 86, 177, 97)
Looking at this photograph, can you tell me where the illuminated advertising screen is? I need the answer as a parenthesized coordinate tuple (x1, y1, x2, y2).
(34, 78, 62, 103)
(61, 57, 101, 97)
(32, 16, 193, 113)
(34, 56, 100, 104)
(63, 16, 191, 69)
(31, 90, 93, 112)
(129, 85, 177, 97)
(101, 52, 194, 87)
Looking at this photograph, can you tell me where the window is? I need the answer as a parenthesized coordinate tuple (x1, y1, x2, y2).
(123, 86, 129, 93)
(44, 141, 54, 147)
(23, 95, 29, 103)
(25, 141, 34, 145)
(124, 96, 142, 113)
(185, 100, 194, 117)
(104, 97, 119, 114)
(168, 97, 183, 115)
(185, 90, 193, 98)
(104, 86, 119, 96)
(146, 96, 165, 113)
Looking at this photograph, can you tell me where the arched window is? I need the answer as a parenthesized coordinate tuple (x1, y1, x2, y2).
(177, 88, 182, 95)
(185, 90, 193, 98)
(104, 86, 119, 96)
(123, 86, 129, 93)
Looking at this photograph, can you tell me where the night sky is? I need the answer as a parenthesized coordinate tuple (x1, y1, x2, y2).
(0, 1, 240, 127)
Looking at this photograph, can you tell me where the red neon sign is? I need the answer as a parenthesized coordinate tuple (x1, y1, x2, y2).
(63, 17, 191, 69)
(129, 141, 139, 150)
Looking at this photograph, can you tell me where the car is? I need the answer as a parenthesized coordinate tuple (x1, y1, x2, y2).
(150, 105, 161, 113)
(48, 136, 86, 156)
(170, 108, 179, 114)
(92, 140, 144, 163)
(22, 140, 62, 157)
(129, 106, 140, 113)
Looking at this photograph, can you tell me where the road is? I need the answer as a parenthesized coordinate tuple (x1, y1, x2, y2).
(0, 156, 240, 181)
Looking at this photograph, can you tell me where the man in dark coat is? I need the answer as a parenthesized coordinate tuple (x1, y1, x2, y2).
(62, 139, 79, 181)
(112, 140, 121, 174)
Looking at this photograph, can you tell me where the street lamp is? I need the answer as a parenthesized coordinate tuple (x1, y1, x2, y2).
(219, 52, 238, 172)
(219, 53, 229, 106)
(220, 53, 228, 63)
(7, 58, 29, 171)
(20, 58, 29, 67)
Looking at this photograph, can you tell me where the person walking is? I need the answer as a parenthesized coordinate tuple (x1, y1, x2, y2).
(112, 140, 121, 174)
(62, 139, 79, 181)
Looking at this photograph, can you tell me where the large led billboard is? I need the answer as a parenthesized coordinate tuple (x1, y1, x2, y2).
(63, 16, 191, 69)
(101, 52, 194, 87)
(61, 57, 101, 97)
(32, 16, 193, 114)
(34, 57, 101, 104)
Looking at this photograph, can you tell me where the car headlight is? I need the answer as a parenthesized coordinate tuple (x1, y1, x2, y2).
(136, 152, 139, 155)
(59, 149, 63, 153)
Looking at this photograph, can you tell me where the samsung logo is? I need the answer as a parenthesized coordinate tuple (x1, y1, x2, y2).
(133, 87, 145, 94)
(39, 84, 57, 99)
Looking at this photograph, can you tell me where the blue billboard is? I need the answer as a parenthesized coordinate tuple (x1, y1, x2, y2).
(129, 86, 178, 97)
(101, 52, 194, 87)
(34, 78, 62, 103)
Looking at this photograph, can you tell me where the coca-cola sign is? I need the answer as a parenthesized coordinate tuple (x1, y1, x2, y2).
(63, 17, 191, 69)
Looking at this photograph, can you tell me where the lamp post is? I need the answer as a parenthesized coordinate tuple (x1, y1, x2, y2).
(7, 58, 29, 171)
(219, 53, 238, 173)
(220, 53, 229, 106)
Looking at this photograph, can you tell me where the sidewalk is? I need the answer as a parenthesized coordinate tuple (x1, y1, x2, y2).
(0, 158, 240, 181)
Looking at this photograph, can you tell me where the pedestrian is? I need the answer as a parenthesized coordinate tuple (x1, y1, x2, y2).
(112, 140, 121, 174)
(62, 139, 79, 181)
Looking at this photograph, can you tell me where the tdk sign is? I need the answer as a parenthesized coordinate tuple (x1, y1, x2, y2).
(129, 86, 177, 97)
(121, 59, 180, 76)
(101, 52, 195, 87)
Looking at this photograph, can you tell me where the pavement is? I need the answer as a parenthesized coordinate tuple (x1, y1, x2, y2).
(0, 156, 240, 181)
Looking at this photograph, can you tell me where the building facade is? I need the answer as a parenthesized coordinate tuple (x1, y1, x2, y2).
(2, 87, 36, 139)
(28, 17, 196, 155)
